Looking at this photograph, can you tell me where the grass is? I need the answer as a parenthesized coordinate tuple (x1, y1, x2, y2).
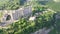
(38, 0, 60, 11)
(0, 12, 3, 22)
(0, 12, 3, 18)
(46, 1, 60, 11)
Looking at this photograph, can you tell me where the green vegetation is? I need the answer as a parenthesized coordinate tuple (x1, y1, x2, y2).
(48, 12, 60, 34)
(0, 0, 60, 34)
(0, 12, 3, 22)
(46, 1, 60, 11)
(0, 0, 26, 10)
(0, 12, 3, 18)
(56, 19, 60, 32)
(48, 29, 57, 34)
(0, 5, 56, 34)
(32, 5, 47, 15)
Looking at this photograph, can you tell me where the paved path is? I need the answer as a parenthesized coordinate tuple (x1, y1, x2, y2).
(31, 28, 51, 34)
(0, 20, 14, 27)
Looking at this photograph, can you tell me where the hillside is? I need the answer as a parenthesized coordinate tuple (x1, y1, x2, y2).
(0, 0, 60, 34)
(37, 0, 60, 11)
(46, 0, 60, 11)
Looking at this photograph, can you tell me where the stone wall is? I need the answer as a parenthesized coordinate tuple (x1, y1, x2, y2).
(0, 6, 32, 23)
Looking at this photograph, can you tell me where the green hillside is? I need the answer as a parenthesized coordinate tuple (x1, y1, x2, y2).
(46, 0, 60, 11)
